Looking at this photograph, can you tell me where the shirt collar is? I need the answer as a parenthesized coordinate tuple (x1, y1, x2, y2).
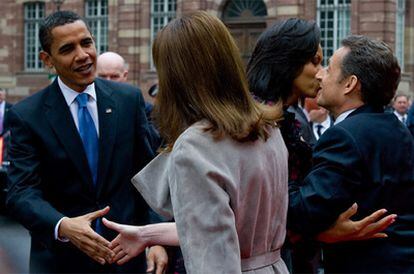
(393, 110, 407, 120)
(58, 77, 97, 106)
(334, 108, 357, 125)
(314, 115, 331, 128)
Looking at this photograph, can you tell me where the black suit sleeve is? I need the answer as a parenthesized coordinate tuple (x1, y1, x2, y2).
(288, 125, 364, 236)
(134, 90, 157, 168)
(6, 108, 64, 248)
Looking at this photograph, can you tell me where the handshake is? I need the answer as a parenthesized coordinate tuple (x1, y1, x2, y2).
(58, 206, 169, 273)
(58, 203, 395, 273)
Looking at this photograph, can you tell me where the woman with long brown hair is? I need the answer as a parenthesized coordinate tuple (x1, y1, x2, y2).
(104, 11, 289, 273)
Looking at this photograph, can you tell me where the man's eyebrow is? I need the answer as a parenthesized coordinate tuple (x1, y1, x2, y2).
(81, 37, 93, 43)
(58, 43, 73, 53)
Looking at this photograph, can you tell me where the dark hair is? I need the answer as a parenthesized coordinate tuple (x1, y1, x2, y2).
(39, 10, 89, 53)
(247, 18, 320, 103)
(340, 35, 401, 107)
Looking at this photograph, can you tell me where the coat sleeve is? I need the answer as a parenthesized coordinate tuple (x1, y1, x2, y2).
(169, 132, 242, 274)
(135, 88, 161, 154)
(6, 108, 64, 248)
(288, 125, 364, 236)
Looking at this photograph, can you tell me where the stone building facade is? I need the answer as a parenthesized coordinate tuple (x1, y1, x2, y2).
(0, 0, 413, 102)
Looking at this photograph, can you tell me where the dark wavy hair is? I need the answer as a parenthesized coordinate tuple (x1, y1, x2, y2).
(247, 18, 320, 103)
(340, 35, 401, 107)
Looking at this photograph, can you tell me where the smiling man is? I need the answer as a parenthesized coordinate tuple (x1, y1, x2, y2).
(288, 35, 414, 272)
(6, 11, 165, 273)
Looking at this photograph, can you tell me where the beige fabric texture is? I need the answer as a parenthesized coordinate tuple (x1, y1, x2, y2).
(133, 120, 289, 274)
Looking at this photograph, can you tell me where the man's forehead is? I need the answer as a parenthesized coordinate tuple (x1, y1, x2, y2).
(396, 97, 408, 102)
(331, 47, 348, 62)
(51, 20, 91, 41)
(97, 67, 122, 74)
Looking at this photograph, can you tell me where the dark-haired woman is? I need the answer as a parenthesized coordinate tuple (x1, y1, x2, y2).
(247, 18, 324, 274)
(247, 17, 322, 185)
(247, 18, 396, 273)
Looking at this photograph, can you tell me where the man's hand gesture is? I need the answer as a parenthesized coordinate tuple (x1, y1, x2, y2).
(58, 206, 114, 264)
(317, 203, 397, 243)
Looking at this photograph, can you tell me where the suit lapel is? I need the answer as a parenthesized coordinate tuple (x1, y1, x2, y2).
(44, 80, 94, 193)
(95, 79, 117, 197)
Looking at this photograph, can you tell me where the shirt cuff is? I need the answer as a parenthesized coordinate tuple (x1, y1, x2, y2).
(55, 217, 70, 242)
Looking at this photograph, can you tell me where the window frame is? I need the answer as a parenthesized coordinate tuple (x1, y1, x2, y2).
(150, 0, 177, 69)
(395, 0, 405, 70)
(24, 1, 45, 71)
(85, 0, 109, 55)
(317, 0, 351, 66)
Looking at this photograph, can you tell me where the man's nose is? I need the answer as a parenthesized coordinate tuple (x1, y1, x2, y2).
(75, 46, 89, 61)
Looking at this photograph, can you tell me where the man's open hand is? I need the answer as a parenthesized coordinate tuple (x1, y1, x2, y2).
(58, 206, 114, 264)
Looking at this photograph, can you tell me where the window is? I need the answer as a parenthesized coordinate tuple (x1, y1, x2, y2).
(150, 0, 176, 67)
(24, 2, 45, 71)
(85, 0, 108, 54)
(317, 0, 351, 65)
(223, 0, 267, 20)
(396, 0, 405, 70)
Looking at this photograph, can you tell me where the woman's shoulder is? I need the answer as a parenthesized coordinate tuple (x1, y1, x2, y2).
(172, 120, 213, 151)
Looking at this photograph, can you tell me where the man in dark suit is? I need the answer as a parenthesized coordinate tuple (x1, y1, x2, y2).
(287, 101, 317, 146)
(288, 35, 414, 273)
(0, 88, 13, 136)
(309, 106, 333, 141)
(6, 11, 166, 273)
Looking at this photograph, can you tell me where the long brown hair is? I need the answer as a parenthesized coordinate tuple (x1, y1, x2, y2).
(152, 11, 282, 151)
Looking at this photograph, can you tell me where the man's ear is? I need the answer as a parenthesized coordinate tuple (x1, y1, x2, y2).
(39, 51, 53, 69)
(343, 75, 360, 95)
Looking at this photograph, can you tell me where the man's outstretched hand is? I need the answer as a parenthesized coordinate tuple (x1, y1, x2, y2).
(58, 206, 114, 264)
(317, 203, 397, 243)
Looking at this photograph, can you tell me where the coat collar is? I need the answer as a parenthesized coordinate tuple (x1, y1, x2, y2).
(347, 104, 384, 118)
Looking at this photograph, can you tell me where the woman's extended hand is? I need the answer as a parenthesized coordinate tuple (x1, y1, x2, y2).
(316, 203, 397, 243)
(102, 218, 148, 265)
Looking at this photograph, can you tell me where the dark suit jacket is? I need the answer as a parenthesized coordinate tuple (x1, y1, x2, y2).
(287, 104, 317, 146)
(288, 105, 414, 273)
(406, 103, 414, 137)
(6, 78, 157, 273)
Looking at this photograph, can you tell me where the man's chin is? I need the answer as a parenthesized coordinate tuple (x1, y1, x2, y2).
(82, 76, 96, 86)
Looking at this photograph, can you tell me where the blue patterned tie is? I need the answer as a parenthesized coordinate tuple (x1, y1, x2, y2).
(76, 93, 98, 186)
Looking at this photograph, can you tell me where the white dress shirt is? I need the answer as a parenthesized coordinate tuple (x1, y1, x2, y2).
(54, 77, 100, 241)
(58, 77, 99, 136)
(334, 108, 357, 125)
(0, 101, 6, 119)
(312, 115, 332, 140)
(393, 110, 408, 124)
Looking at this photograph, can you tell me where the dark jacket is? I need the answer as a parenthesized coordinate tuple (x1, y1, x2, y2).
(6, 78, 157, 273)
(289, 105, 414, 273)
